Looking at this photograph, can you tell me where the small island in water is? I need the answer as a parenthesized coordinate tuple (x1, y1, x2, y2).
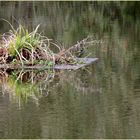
(0, 19, 98, 70)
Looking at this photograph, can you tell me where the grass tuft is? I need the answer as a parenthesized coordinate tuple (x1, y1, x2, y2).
(1, 21, 56, 66)
(0, 20, 94, 68)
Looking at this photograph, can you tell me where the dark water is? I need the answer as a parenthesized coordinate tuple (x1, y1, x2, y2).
(0, 2, 140, 139)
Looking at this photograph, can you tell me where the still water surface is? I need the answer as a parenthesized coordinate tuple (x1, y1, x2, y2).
(0, 2, 140, 139)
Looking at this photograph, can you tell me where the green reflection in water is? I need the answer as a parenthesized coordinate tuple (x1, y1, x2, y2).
(0, 69, 55, 106)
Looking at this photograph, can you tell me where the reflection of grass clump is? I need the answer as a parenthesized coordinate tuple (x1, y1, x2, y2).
(0, 69, 55, 105)
(8, 75, 39, 103)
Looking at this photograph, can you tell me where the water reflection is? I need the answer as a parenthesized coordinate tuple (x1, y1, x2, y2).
(0, 69, 55, 105)
(0, 67, 99, 138)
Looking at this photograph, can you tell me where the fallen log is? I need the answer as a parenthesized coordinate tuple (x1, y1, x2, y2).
(0, 58, 98, 70)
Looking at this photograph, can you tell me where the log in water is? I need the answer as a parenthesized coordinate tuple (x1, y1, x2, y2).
(0, 58, 98, 70)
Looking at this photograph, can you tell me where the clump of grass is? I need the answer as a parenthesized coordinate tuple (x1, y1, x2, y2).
(0, 19, 95, 68)
(1, 19, 56, 66)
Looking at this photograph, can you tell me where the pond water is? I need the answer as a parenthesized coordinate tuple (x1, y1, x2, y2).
(0, 2, 140, 139)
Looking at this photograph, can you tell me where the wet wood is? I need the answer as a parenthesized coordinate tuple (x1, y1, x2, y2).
(54, 58, 98, 70)
(0, 58, 98, 70)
